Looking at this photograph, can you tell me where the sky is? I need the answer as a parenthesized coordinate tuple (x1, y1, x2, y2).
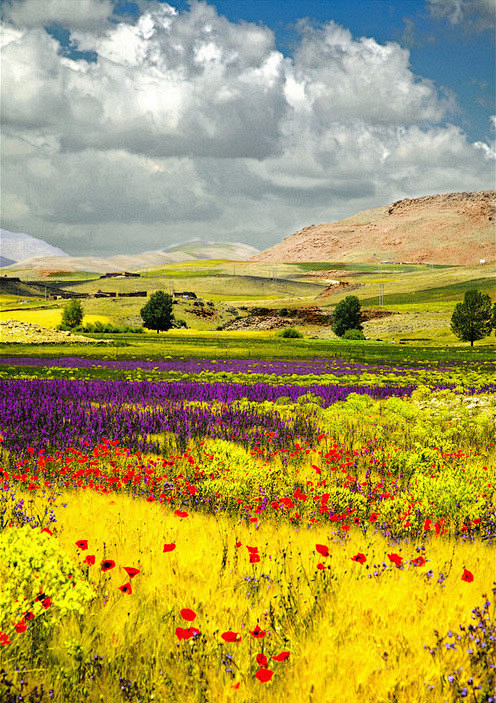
(1, 0, 495, 256)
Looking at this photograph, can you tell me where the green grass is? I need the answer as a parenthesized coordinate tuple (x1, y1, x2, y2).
(361, 277, 496, 306)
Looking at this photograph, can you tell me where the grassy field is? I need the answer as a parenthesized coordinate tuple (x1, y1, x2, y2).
(0, 308, 110, 328)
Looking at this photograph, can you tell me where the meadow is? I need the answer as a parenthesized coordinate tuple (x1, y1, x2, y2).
(0, 352, 495, 703)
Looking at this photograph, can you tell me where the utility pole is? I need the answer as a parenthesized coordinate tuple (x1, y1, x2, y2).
(378, 284, 384, 306)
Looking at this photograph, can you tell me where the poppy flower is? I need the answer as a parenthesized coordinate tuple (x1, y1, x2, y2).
(256, 653, 268, 666)
(163, 543, 176, 552)
(255, 669, 273, 683)
(180, 608, 197, 622)
(175, 626, 200, 640)
(41, 528, 53, 536)
(412, 556, 426, 567)
(249, 624, 266, 639)
(231, 682, 240, 690)
(84, 555, 95, 565)
(0, 632, 11, 645)
(249, 553, 261, 564)
(423, 518, 431, 531)
(387, 553, 403, 567)
(102, 559, 116, 572)
(246, 546, 258, 553)
(235, 541, 242, 548)
(174, 510, 188, 518)
(123, 567, 140, 579)
(317, 563, 326, 570)
(75, 540, 88, 550)
(221, 631, 241, 642)
(24, 612, 34, 621)
(119, 582, 132, 594)
(272, 651, 290, 661)
(461, 568, 474, 583)
(351, 553, 366, 564)
(14, 621, 27, 633)
(315, 544, 329, 557)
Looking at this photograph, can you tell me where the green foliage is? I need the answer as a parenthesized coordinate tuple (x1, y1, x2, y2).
(140, 291, 174, 333)
(332, 295, 362, 337)
(61, 299, 83, 329)
(450, 289, 493, 346)
(276, 327, 303, 338)
(342, 328, 365, 340)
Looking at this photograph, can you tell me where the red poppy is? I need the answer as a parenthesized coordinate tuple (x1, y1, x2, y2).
(174, 510, 188, 518)
(412, 556, 426, 567)
(351, 553, 366, 564)
(235, 541, 242, 548)
(317, 563, 326, 570)
(221, 631, 241, 642)
(272, 651, 290, 661)
(163, 543, 176, 552)
(0, 632, 11, 645)
(123, 567, 140, 579)
(387, 553, 403, 567)
(249, 624, 266, 639)
(14, 621, 26, 633)
(175, 626, 200, 640)
(102, 559, 116, 572)
(246, 546, 258, 553)
(256, 653, 268, 666)
(461, 568, 474, 583)
(315, 544, 329, 557)
(24, 612, 34, 621)
(119, 582, 132, 594)
(41, 528, 53, 536)
(180, 608, 197, 622)
(423, 518, 431, 531)
(255, 669, 273, 683)
(75, 540, 88, 550)
(84, 555, 96, 565)
(231, 682, 240, 690)
(249, 553, 261, 563)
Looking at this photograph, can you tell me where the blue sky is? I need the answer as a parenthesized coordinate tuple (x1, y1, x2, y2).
(1, 0, 494, 255)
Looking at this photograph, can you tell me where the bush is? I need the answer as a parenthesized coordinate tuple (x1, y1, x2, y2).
(332, 295, 362, 337)
(342, 328, 365, 340)
(276, 327, 303, 338)
(61, 299, 83, 329)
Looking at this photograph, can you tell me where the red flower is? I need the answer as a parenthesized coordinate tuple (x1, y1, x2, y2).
(272, 651, 290, 661)
(351, 553, 366, 564)
(174, 510, 188, 518)
(387, 553, 403, 567)
(180, 608, 197, 622)
(317, 563, 326, 570)
(102, 559, 116, 572)
(246, 546, 258, 553)
(412, 556, 426, 567)
(235, 541, 242, 548)
(315, 544, 329, 557)
(119, 582, 132, 594)
(175, 626, 200, 640)
(256, 653, 268, 666)
(75, 540, 88, 550)
(123, 567, 140, 579)
(249, 624, 266, 639)
(0, 631, 11, 645)
(35, 592, 51, 609)
(255, 669, 273, 683)
(461, 568, 474, 583)
(249, 553, 261, 563)
(423, 518, 431, 531)
(231, 682, 240, 689)
(14, 621, 26, 633)
(221, 630, 241, 642)
(41, 528, 53, 536)
(221, 631, 241, 642)
(163, 543, 176, 552)
(84, 555, 95, 565)
(24, 612, 34, 621)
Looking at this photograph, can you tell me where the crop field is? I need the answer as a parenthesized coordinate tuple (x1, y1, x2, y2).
(0, 309, 110, 328)
(0, 353, 495, 703)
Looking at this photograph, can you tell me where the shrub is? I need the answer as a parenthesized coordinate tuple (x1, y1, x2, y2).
(342, 328, 365, 340)
(276, 327, 303, 338)
(61, 299, 83, 329)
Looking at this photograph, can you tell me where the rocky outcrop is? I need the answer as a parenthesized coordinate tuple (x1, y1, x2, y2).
(0, 320, 110, 344)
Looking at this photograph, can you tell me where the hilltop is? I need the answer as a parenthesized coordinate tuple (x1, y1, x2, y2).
(251, 191, 495, 265)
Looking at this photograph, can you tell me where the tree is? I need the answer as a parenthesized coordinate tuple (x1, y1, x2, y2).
(61, 299, 83, 329)
(140, 291, 174, 333)
(450, 289, 492, 346)
(332, 295, 362, 337)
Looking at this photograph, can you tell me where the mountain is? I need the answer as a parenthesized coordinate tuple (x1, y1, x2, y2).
(0, 229, 68, 264)
(5, 241, 260, 273)
(251, 191, 495, 265)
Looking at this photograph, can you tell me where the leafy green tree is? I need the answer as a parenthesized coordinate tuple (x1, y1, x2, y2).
(140, 291, 174, 333)
(61, 299, 83, 329)
(332, 295, 362, 337)
(450, 289, 492, 346)
(492, 302, 496, 334)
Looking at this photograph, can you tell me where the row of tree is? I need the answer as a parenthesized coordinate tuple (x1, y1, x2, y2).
(61, 289, 495, 345)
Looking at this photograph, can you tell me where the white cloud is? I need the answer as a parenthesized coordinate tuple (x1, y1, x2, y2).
(428, 0, 496, 30)
(1, 0, 114, 30)
(0, 1, 494, 255)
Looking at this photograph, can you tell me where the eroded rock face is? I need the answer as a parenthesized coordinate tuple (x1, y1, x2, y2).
(251, 190, 496, 265)
(0, 320, 109, 344)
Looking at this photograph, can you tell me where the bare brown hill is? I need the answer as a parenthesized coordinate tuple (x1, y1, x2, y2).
(251, 191, 495, 265)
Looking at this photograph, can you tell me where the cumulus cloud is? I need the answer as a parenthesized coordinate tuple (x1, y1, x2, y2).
(428, 0, 496, 30)
(0, 1, 494, 255)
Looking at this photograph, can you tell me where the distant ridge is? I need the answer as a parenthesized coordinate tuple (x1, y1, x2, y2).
(0, 229, 68, 264)
(251, 190, 495, 265)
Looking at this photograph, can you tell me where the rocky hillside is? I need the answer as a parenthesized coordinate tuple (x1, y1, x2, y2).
(251, 190, 495, 265)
